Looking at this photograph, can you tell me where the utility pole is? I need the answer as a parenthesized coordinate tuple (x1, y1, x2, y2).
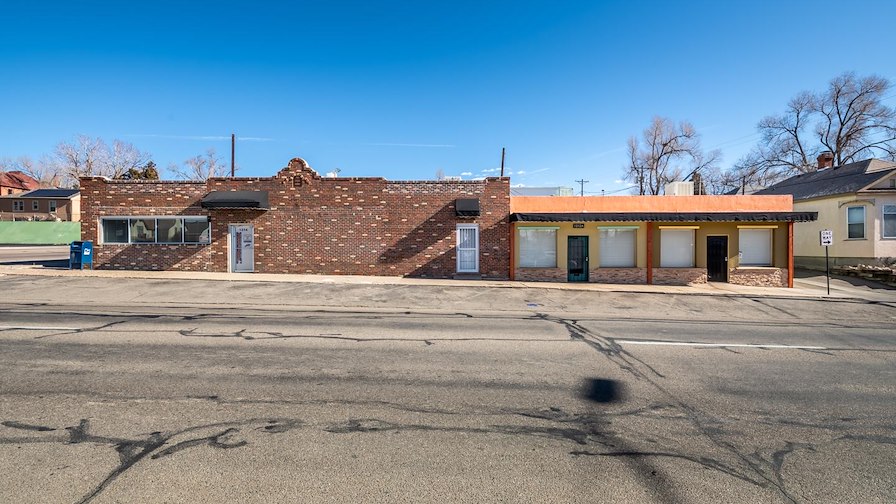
(231, 133, 236, 178)
(575, 179, 589, 197)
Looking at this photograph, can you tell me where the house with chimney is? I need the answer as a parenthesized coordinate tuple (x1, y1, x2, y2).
(756, 154, 896, 269)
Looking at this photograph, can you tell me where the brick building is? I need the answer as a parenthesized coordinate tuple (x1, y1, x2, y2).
(80, 157, 510, 278)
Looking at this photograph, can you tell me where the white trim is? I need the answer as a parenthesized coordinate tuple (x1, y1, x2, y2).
(456, 224, 479, 273)
(882, 204, 896, 239)
(846, 205, 865, 239)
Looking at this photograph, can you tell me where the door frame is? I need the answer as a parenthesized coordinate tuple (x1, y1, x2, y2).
(228, 223, 255, 273)
(706, 234, 729, 282)
(456, 223, 480, 273)
(567, 235, 589, 282)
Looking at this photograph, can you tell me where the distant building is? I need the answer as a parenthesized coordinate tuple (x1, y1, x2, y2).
(510, 186, 574, 197)
(756, 156, 896, 269)
(0, 171, 40, 195)
(0, 189, 81, 221)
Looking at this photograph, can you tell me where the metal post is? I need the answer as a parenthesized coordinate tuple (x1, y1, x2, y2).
(825, 245, 830, 295)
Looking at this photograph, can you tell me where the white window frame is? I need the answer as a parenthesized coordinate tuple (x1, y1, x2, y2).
(598, 226, 637, 268)
(738, 228, 773, 266)
(518, 227, 558, 268)
(31, 200, 39, 211)
(49, 200, 57, 212)
(883, 205, 896, 239)
(99, 216, 210, 245)
(13, 200, 24, 212)
(847, 206, 865, 239)
(660, 228, 696, 268)
(456, 224, 479, 273)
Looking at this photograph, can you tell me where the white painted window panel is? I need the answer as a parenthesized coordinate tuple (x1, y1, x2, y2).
(599, 229, 636, 267)
(518, 229, 557, 268)
(739, 229, 772, 266)
(660, 229, 695, 267)
(883, 205, 896, 239)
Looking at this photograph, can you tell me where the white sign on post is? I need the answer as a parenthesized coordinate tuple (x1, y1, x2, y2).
(820, 229, 833, 246)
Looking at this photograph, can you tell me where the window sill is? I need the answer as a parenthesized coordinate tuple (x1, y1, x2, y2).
(844, 238, 867, 241)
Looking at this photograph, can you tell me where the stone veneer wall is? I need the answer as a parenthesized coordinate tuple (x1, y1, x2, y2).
(514, 267, 566, 281)
(590, 268, 647, 284)
(728, 267, 787, 287)
(652, 268, 708, 285)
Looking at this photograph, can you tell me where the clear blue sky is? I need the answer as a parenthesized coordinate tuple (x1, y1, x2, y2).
(2, 0, 894, 193)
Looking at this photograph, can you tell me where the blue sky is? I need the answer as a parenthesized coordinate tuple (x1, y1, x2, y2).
(2, 0, 894, 193)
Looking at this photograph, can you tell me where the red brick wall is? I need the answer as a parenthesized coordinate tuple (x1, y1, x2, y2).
(81, 158, 510, 278)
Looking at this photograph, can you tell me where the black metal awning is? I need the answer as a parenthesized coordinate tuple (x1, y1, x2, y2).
(510, 212, 818, 223)
(455, 198, 481, 217)
(200, 191, 270, 210)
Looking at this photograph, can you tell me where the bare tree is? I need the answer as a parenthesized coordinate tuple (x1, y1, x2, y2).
(733, 72, 896, 188)
(12, 156, 62, 187)
(624, 117, 719, 195)
(52, 135, 109, 185)
(169, 148, 227, 181)
(108, 140, 151, 179)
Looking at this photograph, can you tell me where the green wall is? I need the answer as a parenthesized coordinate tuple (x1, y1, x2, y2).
(0, 222, 82, 245)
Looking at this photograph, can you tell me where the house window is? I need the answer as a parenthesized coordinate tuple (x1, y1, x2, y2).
(739, 229, 772, 266)
(518, 228, 557, 268)
(599, 228, 636, 267)
(101, 217, 210, 244)
(660, 229, 695, 267)
(883, 205, 896, 239)
(847, 206, 865, 239)
(32, 200, 39, 211)
(13, 201, 24, 212)
(49, 200, 57, 212)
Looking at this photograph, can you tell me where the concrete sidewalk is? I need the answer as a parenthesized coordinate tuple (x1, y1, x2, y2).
(4, 263, 894, 302)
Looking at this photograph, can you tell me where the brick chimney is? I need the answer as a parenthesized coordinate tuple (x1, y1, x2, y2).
(817, 151, 834, 169)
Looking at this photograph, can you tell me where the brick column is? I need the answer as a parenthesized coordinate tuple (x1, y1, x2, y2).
(509, 222, 515, 280)
(787, 221, 794, 288)
(646, 222, 653, 285)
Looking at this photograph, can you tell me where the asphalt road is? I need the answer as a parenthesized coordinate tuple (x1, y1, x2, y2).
(0, 245, 68, 265)
(0, 275, 894, 503)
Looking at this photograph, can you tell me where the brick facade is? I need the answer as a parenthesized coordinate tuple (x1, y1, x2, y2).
(728, 267, 788, 287)
(81, 158, 510, 279)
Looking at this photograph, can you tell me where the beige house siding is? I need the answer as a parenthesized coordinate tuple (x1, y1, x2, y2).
(793, 194, 895, 267)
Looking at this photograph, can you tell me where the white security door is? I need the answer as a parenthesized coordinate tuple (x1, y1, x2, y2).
(230, 224, 255, 272)
(456, 224, 479, 273)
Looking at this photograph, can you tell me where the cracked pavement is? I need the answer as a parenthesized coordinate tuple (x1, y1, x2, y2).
(1, 275, 895, 503)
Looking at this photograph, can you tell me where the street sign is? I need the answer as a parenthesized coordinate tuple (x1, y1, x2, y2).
(820, 229, 833, 246)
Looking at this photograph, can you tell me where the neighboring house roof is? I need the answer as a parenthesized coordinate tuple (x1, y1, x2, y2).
(20, 188, 80, 198)
(755, 159, 896, 201)
(0, 171, 40, 191)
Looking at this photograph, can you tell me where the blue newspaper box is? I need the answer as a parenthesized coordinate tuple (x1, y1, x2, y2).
(69, 241, 94, 270)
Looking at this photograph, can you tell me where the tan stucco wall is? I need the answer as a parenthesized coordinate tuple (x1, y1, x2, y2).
(514, 222, 648, 269)
(651, 222, 787, 268)
(516, 221, 788, 271)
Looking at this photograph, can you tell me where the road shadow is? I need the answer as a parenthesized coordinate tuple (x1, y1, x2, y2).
(581, 378, 624, 403)
(795, 268, 896, 292)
